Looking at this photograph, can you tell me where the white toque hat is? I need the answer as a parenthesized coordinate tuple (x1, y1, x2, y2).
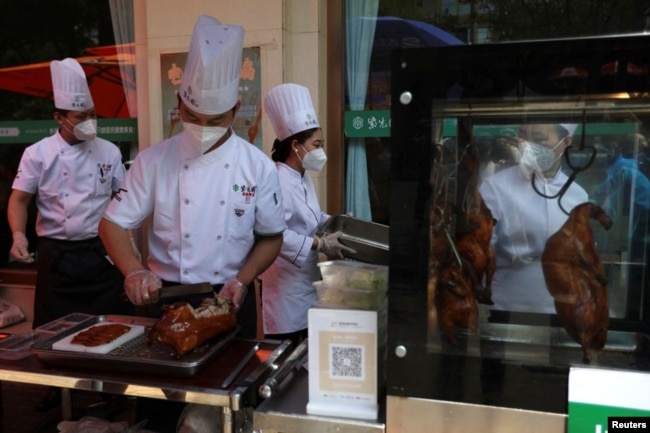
(50, 58, 94, 111)
(179, 15, 244, 115)
(560, 123, 578, 136)
(264, 83, 320, 141)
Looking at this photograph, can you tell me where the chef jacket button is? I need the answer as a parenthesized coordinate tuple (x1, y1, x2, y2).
(213, 271, 219, 275)
(183, 270, 188, 275)
(219, 200, 225, 205)
(65, 193, 69, 197)
(216, 235, 222, 240)
(224, 163, 230, 169)
(184, 164, 189, 170)
(63, 172, 68, 176)
(184, 233, 190, 239)
(184, 199, 190, 205)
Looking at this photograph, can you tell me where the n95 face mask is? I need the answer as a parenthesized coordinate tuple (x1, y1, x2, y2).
(300, 147, 327, 171)
(64, 118, 97, 141)
(183, 122, 229, 154)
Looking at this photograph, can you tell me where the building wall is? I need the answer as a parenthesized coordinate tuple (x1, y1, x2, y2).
(134, 0, 329, 204)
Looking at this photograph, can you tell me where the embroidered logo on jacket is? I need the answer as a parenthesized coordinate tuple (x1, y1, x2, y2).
(97, 163, 113, 184)
(234, 209, 245, 217)
(232, 184, 257, 203)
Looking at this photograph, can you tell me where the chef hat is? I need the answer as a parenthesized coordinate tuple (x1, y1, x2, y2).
(50, 58, 94, 111)
(560, 123, 578, 136)
(264, 83, 320, 141)
(179, 15, 244, 115)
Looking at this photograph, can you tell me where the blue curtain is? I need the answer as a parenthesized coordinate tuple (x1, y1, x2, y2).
(345, 0, 378, 221)
(109, 0, 137, 118)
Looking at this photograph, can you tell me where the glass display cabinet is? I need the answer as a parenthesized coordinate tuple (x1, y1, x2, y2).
(387, 34, 650, 432)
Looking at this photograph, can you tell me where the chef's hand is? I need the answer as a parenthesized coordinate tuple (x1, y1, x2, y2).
(317, 231, 356, 259)
(10, 231, 35, 263)
(124, 269, 162, 305)
(219, 278, 248, 311)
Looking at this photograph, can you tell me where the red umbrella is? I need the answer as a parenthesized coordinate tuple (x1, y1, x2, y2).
(0, 44, 136, 118)
(550, 66, 589, 80)
(600, 60, 647, 76)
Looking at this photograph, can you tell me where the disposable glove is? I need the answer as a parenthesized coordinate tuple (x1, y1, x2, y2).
(10, 231, 35, 263)
(129, 236, 142, 263)
(317, 231, 357, 259)
(219, 278, 248, 311)
(124, 269, 162, 305)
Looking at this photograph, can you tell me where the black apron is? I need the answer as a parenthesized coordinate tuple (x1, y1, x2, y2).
(33, 237, 134, 328)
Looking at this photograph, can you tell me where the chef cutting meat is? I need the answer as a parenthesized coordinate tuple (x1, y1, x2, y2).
(99, 15, 285, 340)
(479, 122, 588, 314)
(259, 83, 355, 347)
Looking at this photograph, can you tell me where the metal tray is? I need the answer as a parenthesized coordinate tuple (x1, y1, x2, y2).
(32, 314, 239, 377)
(323, 215, 389, 265)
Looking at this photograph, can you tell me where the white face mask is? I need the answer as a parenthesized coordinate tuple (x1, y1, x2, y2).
(518, 138, 564, 178)
(64, 118, 97, 141)
(183, 122, 229, 154)
(299, 146, 327, 171)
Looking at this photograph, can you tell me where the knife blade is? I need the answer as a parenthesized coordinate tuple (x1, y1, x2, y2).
(159, 282, 214, 299)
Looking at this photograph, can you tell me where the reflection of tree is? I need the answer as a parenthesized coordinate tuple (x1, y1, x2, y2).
(485, 0, 648, 42)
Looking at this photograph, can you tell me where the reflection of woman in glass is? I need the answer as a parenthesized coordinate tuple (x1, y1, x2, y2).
(479, 123, 587, 314)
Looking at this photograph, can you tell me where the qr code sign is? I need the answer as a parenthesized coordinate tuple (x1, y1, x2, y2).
(330, 344, 364, 379)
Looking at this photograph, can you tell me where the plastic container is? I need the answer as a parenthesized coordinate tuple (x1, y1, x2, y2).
(0, 313, 94, 361)
(313, 280, 386, 310)
(317, 260, 388, 290)
(0, 330, 51, 360)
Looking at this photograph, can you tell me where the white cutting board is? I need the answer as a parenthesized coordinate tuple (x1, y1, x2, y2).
(52, 323, 145, 354)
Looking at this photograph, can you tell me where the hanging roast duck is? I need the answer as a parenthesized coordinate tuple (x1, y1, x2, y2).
(455, 144, 496, 305)
(541, 202, 613, 363)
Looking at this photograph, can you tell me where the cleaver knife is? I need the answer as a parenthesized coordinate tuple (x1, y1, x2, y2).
(159, 282, 214, 299)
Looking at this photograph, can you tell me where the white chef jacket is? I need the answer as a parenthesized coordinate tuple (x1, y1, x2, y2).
(259, 163, 329, 334)
(12, 130, 125, 240)
(479, 165, 588, 314)
(103, 131, 285, 285)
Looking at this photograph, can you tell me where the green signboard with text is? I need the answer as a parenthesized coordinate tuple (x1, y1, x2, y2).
(0, 119, 138, 144)
(344, 112, 460, 138)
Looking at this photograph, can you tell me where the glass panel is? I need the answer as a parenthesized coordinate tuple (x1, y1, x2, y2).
(388, 34, 650, 413)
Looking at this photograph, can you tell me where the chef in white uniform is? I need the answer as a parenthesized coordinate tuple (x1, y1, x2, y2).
(99, 15, 285, 339)
(479, 123, 588, 314)
(7, 58, 131, 412)
(259, 83, 354, 346)
(8, 58, 131, 328)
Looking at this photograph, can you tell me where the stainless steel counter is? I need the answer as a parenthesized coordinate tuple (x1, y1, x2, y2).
(253, 367, 386, 433)
(0, 334, 291, 433)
